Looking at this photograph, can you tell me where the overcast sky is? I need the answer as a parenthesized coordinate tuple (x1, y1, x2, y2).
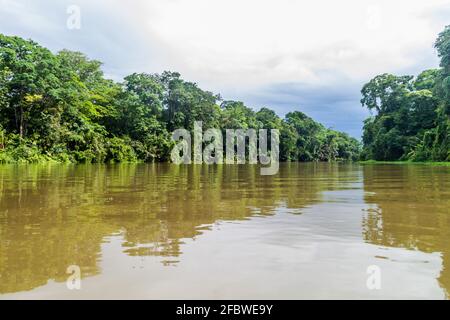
(1, 0, 449, 137)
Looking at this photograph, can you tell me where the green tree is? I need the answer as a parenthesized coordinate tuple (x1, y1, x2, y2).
(1, 33, 362, 164)
(161, 72, 221, 131)
(361, 25, 450, 162)
(0, 35, 61, 139)
(220, 100, 259, 129)
(113, 73, 172, 161)
(285, 111, 324, 161)
(431, 26, 450, 161)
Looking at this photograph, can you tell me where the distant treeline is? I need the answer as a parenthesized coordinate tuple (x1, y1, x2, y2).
(1, 26, 449, 164)
(360, 25, 450, 161)
(0, 34, 360, 163)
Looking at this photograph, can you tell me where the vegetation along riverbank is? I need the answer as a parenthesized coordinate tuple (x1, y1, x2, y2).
(0, 26, 449, 164)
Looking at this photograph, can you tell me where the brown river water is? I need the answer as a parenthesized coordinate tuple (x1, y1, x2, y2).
(0, 163, 449, 299)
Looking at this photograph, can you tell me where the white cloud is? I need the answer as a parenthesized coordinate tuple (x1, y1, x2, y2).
(133, 0, 449, 89)
(1, 0, 447, 88)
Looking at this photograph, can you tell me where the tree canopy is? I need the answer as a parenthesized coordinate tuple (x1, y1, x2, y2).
(360, 25, 450, 162)
(0, 34, 360, 164)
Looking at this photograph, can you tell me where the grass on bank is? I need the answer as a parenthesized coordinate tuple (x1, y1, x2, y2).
(359, 160, 450, 166)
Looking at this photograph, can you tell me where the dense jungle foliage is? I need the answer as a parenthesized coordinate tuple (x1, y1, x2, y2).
(0, 34, 360, 163)
(1, 25, 449, 164)
(360, 25, 450, 161)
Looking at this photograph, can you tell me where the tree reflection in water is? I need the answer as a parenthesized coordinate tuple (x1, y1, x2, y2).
(362, 165, 450, 297)
(0, 163, 449, 297)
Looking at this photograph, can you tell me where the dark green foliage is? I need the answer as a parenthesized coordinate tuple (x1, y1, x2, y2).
(161, 71, 221, 131)
(0, 34, 360, 163)
(361, 25, 450, 162)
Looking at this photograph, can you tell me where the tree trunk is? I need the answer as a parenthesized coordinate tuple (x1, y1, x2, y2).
(19, 105, 24, 138)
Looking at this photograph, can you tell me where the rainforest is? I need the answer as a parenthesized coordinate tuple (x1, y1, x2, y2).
(0, 25, 449, 164)
(1, 1, 450, 302)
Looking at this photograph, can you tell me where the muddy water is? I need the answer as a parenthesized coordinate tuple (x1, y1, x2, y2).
(0, 163, 449, 299)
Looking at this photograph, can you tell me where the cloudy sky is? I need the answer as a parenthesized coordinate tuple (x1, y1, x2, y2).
(1, 0, 449, 137)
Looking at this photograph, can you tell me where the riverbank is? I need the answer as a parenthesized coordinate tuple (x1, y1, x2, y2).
(359, 160, 450, 166)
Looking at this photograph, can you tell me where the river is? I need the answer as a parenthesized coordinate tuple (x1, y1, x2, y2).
(0, 163, 449, 299)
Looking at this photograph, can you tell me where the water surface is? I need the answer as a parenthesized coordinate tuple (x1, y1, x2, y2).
(0, 163, 449, 299)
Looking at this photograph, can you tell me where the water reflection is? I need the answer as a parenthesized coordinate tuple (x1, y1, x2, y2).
(0, 163, 355, 294)
(0, 163, 448, 298)
(362, 165, 450, 297)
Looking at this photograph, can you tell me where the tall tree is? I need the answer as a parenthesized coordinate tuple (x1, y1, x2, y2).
(0, 35, 61, 139)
